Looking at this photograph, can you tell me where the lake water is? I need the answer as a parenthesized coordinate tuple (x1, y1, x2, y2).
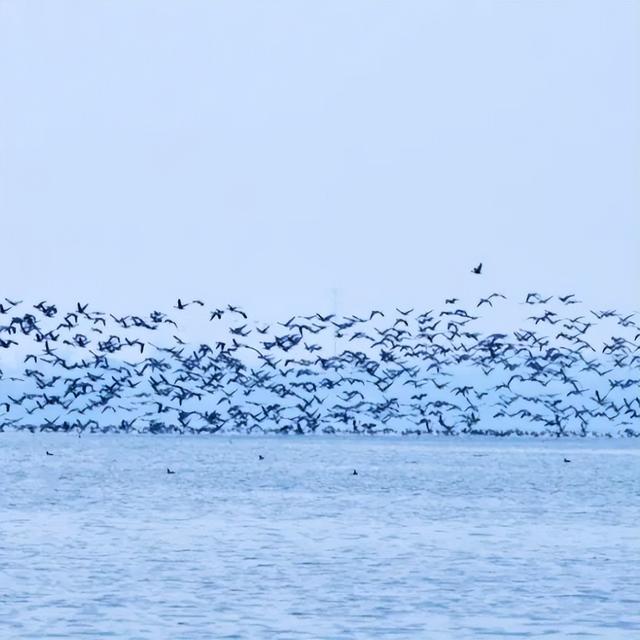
(1, 434, 639, 639)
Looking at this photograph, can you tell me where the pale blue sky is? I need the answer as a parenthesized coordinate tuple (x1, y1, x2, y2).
(1, 1, 638, 318)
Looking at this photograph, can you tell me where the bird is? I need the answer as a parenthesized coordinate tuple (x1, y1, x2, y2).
(559, 294, 581, 304)
(471, 263, 483, 274)
(46, 450, 54, 456)
(167, 467, 175, 474)
(563, 458, 571, 463)
(477, 292, 506, 307)
(227, 305, 247, 319)
(258, 454, 264, 460)
(352, 469, 358, 476)
(0, 291, 634, 439)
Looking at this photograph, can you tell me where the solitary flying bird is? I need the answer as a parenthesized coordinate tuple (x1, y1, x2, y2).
(472, 263, 483, 275)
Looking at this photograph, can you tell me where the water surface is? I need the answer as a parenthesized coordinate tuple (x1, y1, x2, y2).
(1, 435, 639, 638)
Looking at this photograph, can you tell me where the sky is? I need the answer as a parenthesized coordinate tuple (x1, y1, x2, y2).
(0, 0, 638, 320)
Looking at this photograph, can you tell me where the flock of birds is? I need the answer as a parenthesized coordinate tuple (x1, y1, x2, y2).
(0, 279, 638, 438)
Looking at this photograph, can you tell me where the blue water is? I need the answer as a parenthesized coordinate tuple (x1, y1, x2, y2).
(1, 434, 639, 638)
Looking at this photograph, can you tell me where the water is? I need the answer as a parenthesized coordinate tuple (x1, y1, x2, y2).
(1, 434, 639, 639)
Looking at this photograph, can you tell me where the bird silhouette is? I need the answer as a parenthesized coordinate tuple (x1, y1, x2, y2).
(0, 290, 635, 438)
